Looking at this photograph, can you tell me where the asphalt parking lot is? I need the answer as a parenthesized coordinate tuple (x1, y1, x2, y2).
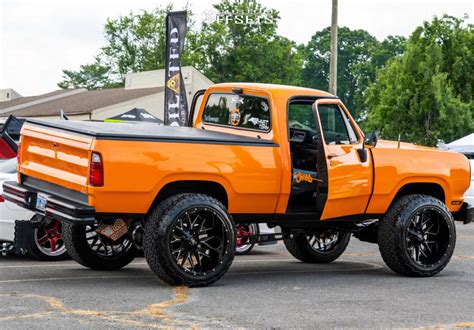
(0, 223, 473, 329)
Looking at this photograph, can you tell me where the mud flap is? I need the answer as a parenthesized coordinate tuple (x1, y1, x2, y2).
(13, 220, 30, 255)
(453, 203, 473, 225)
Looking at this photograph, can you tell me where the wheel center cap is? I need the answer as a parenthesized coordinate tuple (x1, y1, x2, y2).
(188, 237, 197, 246)
(414, 232, 424, 242)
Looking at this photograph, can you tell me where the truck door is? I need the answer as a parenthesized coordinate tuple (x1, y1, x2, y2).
(313, 99, 373, 220)
(287, 99, 328, 216)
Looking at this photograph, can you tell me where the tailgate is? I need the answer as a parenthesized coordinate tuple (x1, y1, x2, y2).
(19, 122, 93, 194)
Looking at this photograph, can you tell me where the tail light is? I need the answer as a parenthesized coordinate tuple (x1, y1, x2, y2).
(89, 152, 104, 187)
(0, 195, 4, 203)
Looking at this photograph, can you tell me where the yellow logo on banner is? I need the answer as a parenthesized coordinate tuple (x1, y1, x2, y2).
(167, 73, 180, 94)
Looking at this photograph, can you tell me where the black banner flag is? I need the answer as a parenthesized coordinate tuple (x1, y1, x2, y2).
(164, 11, 188, 126)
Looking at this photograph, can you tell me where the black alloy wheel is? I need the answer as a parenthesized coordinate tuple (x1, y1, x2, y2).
(144, 194, 236, 287)
(405, 208, 451, 267)
(63, 222, 137, 270)
(170, 207, 230, 275)
(284, 230, 351, 263)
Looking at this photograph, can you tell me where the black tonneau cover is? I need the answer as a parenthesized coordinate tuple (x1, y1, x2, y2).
(26, 119, 276, 146)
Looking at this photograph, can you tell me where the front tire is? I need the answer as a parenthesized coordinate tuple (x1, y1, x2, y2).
(378, 194, 456, 277)
(284, 230, 351, 263)
(144, 194, 235, 287)
(63, 222, 137, 270)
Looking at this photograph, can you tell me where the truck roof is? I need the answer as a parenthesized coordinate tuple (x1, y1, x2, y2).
(209, 82, 334, 99)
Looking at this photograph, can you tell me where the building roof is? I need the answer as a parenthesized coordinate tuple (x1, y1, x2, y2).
(0, 89, 72, 110)
(0, 87, 164, 118)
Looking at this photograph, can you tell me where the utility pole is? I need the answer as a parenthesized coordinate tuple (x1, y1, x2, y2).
(328, 0, 338, 95)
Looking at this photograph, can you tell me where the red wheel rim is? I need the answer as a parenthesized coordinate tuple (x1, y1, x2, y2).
(35, 220, 66, 256)
(236, 225, 252, 248)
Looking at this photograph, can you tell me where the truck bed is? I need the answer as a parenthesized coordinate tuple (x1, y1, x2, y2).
(17, 119, 282, 215)
(26, 119, 275, 146)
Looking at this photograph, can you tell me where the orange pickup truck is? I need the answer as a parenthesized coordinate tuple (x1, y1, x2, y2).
(3, 83, 472, 286)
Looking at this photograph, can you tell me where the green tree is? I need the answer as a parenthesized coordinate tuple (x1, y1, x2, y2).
(58, 5, 203, 89)
(57, 60, 120, 89)
(365, 15, 474, 146)
(302, 27, 405, 120)
(58, 0, 302, 90)
(197, 0, 303, 85)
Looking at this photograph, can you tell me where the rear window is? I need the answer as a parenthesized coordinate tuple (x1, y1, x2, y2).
(202, 93, 271, 132)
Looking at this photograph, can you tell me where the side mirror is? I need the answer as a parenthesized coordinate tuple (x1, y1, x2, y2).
(364, 131, 379, 148)
(357, 131, 378, 163)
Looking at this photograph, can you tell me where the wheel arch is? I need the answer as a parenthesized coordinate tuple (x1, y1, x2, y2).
(394, 182, 446, 203)
(367, 177, 452, 214)
(150, 180, 230, 214)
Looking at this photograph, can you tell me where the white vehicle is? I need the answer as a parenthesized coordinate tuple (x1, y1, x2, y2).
(0, 116, 68, 261)
(445, 134, 474, 206)
(465, 159, 474, 206)
(0, 160, 29, 244)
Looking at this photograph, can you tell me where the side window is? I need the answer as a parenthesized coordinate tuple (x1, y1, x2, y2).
(318, 104, 357, 145)
(288, 103, 317, 131)
(202, 93, 271, 132)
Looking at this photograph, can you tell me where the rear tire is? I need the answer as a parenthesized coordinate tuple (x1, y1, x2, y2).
(63, 222, 137, 270)
(284, 230, 350, 263)
(144, 194, 235, 287)
(378, 194, 456, 277)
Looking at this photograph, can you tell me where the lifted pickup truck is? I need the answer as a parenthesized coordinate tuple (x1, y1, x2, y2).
(3, 83, 472, 286)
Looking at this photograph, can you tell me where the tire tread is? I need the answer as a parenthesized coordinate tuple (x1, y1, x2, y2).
(63, 222, 137, 270)
(378, 194, 456, 277)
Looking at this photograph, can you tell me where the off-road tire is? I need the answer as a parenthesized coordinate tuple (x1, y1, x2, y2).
(378, 194, 456, 277)
(63, 222, 137, 270)
(284, 231, 351, 263)
(144, 194, 236, 287)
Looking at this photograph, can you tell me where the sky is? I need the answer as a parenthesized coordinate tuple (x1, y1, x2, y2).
(0, 0, 472, 96)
